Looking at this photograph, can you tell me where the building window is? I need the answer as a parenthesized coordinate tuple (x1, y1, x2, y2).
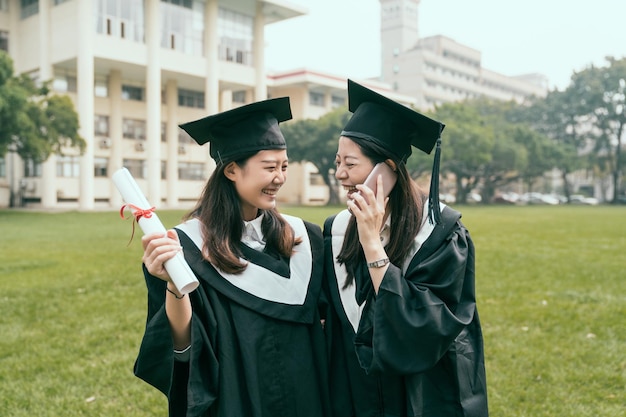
(161, 160, 167, 180)
(94, 157, 108, 177)
(178, 88, 205, 108)
(0, 31, 8, 52)
(217, 7, 253, 66)
(123, 159, 146, 179)
(20, 0, 38, 19)
(24, 159, 41, 177)
(163, 0, 193, 7)
(54, 0, 70, 5)
(309, 172, 325, 186)
(122, 84, 144, 101)
(161, 0, 204, 56)
(309, 91, 325, 107)
(56, 156, 80, 177)
(96, 0, 144, 42)
(232, 90, 246, 103)
(179, 129, 195, 144)
(0, 157, 5, 177)
(331, 95, 345, 109)
(179, 162, 205, 180)
(52, 73, 77, 93)
(0, 0, 8, 12)
(123, 118, 146, 140)
(95, 115, 110, 136)
(95, 77, 108, 97)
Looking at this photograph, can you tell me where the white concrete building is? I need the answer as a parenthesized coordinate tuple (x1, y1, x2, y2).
(379, 0, 547, 108)
(0, 0, 310, 209)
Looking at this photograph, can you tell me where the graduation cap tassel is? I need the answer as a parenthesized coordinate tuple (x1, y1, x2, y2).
(428, 137, 442, 225)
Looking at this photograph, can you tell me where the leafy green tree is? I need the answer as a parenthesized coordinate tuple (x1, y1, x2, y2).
(281, 107, 351, 204)
(472, 100, 532, 202)
(479, 126, 527, 203)
(510, 125, 559, 193)
(0, 51, 85, 162)
(432, 100, 493, 204)
(496, 100, 560, 194)
(433, 98, 558, 203)
(568, 57, 626, 203)
(519, 89, 585, 200)
(524, 57, 626, 203)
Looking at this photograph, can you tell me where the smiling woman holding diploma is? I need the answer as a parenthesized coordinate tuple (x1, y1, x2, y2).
(134, 97, 330, 417)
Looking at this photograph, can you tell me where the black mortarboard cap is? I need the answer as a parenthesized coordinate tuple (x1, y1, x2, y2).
(179, 97, 292, 162)
(341, 79, 444, 161)
(341, 80, 445, 224)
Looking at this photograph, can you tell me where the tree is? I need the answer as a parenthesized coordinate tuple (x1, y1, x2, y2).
(523, 57, 626, 203)
(472, 100, 534, 202)
(568, 57, 626, 203)
(432, 100, 493, 204)
(281, 107, 351, 204)
(432, 98, 560, 203)
(519, 89, 585, 201)
(494, 100, 560, 195)
(510, 125, 559, 193)
(479, 126, 527, 203)
(0, 51, 85, 162)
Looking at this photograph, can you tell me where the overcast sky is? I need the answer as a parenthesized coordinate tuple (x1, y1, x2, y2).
(264, 0, 625, 90)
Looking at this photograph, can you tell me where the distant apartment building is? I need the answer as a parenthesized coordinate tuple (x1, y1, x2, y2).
(379, 0, 547, 108)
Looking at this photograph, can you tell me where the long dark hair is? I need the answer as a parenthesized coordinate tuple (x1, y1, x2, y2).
(185, 152, 300, 274)
(336, 137, 426, 286)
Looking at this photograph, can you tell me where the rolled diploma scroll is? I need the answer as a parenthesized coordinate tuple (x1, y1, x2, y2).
(112, 167, 199, 295)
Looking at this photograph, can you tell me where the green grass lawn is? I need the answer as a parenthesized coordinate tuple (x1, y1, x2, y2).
(1, 205, 624, 416)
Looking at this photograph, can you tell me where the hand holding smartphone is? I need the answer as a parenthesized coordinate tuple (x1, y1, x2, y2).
(358, 162, 398, 201)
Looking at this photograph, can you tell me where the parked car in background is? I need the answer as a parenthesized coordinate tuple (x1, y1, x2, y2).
(569, 194, 600, 205)
(492, 192, 518, 204)
(439, 193, 456, 204)
(467, 192, 482, 203)
(520, 192, 561, 205)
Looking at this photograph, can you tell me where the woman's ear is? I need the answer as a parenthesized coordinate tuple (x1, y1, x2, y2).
(384, 159, 398, 172)
(223, 161, 239, 181)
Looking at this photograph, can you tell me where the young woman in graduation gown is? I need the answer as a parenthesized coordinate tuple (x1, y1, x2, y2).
(134, 97, 330, 417)
(323, 80, 488, 417)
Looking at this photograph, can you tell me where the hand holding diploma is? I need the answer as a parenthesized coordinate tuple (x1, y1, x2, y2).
(112, 168, 199, 295)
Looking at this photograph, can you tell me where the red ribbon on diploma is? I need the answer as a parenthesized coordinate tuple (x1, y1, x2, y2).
(120, 204, 156, 245)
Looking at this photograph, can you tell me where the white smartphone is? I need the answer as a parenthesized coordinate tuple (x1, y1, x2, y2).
(359, 162, 397, 200)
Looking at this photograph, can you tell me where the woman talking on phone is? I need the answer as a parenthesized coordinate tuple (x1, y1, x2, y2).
(323, 80, 488, 417)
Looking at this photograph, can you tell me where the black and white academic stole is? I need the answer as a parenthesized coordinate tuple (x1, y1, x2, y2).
(176, 215, 312, 306)
(329, 205, 441, 332)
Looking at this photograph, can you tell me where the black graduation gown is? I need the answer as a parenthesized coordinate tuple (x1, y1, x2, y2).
(134, 215, 331, 417)
(323, 206, 488, 417)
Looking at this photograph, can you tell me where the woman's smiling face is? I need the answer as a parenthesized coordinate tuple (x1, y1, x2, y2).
(225, 149, 289, 220)
(334, 136, 375, 199)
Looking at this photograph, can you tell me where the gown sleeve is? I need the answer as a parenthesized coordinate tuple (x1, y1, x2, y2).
(133, 265, 220, 417)
(133, 266, 177, 395)
(354, 218, 477, 376)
